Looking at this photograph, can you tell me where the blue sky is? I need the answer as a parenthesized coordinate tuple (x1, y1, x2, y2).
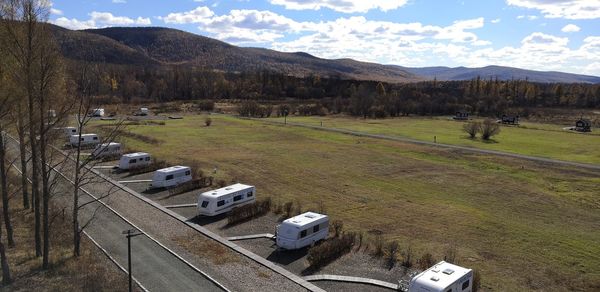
(50, 0, 600, 76)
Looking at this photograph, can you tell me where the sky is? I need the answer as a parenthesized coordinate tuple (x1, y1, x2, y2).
(49, 0, 600, 76)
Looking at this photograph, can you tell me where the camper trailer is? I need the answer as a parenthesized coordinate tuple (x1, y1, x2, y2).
(90, 108, 105, 117)
(276, 212, 329, 250)
(53, 127, 78, 138)
(92, 142, 122, 158)
(150, 166, 192, 188)
(118, 152, 152, 170)
(197, 183, 256, 216)
(408, 261, 473, 292)
(137, 107, 149, 116)
(69, 134, 99, 147)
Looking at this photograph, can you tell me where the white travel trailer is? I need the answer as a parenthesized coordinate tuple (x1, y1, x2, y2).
(118, 152, 152, 170)
(150, 166, 192, 188)
(92, 142, 122, 158)
(276, 212, 329, 250)
(90, 108, 105, 117)
(69, 134, 100, 147)
(197, 183, 256, 216)
(63, 127, 78, 137)
(408, 261, 473, 292)
(139, 107, 149, 116)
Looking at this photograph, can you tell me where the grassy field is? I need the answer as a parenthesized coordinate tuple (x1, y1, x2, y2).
(267, 115, 600, 165)
(102, 114, 600, 291)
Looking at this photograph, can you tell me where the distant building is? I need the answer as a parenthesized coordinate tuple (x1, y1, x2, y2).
(574, 119, 592, 132)
(501, 114, 519, 125)
(453, 111, 469, 120)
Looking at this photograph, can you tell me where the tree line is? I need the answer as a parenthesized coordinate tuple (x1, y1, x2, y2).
(0, 0, 122, 285)
(76, 64, 600, 117)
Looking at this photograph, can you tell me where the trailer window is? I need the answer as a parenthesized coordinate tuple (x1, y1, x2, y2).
(313, 225, 319, 233)
(300, 230, 307, 238)
(462, 280, 470, 290)
(93, 137, 98, 140)
(233, 195, 243, 202)
(201, 201, 209, 208)
(145, 157, 151, 161)
(129, 159, 136, 164)
(217, 200, 225, 207)
(71, 129, 76, 133)
(247, 191, 253, 197)
(165, 175, 174, 180)
(446, 289, 452, 292)
(185, 170, 191, 176)
(80, 138, 84, 141)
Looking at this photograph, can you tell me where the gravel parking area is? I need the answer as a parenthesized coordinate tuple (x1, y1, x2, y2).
(100, 166, 406, 291)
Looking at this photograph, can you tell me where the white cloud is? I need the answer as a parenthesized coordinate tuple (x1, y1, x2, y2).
(507, 0, 600, 19)
(52, 12, 151, 30)
(50, 8, 63, 15)
(160, 6, 214, 24)
(112, 0, 126, 3)
(269, 0, 408, 13)
(491, 18, 501, 23)
(517, 14, 538, 20)
(561, 24, 580, 33)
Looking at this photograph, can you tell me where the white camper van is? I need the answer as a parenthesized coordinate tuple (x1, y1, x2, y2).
(92, 142, 122, 158)
(69, 134, 99, 147)
(408, 261, 473, 292)
(197, 183, 256, 216)
(150, 166, 192, 188)
(276, 212, 329, 250)
(118, 152, 151, 170)
(90, 108, 105, 117)
(139, 107, 149, 116)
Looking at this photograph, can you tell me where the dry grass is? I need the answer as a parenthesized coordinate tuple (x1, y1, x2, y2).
(0, 188, 130, 291)
(172, 232, 240, 266)
(113, 114, 600, 291)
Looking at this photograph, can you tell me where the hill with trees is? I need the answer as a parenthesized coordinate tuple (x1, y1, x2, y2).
(50, 25, 600, 84)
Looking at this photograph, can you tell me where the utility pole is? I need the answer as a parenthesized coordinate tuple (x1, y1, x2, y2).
(123, 229, 142, 292)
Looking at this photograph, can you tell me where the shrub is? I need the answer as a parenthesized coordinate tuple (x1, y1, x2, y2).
(196, 100, 215, 111)
(385, 241, 400, 269)
(444, 244, 458, 264)
(473, 269, 481, 292)
(283, 201, 293, 218)
(227, 198, 272, 226)
(331, 220, 344, 238)
(216, 179, 226, 188)
(307, 232, 355, 270)
(127, 159, 168, 176)
(205, 117, 212, 127)
(168, 179, 204, 196)
(463, 121, 481, 138)
(401, 244, 413, 268)
(481, 119, 501, 140)
(372, 234, 384, 257)
(417, 253, 436, 270)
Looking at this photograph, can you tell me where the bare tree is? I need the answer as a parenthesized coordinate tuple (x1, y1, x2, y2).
(69, 61, 124, 257)
(481, 119, 501, 140)
(0, 0, 44, 257)
(463, 121, 481, 139)
(0, 203, 10, 285)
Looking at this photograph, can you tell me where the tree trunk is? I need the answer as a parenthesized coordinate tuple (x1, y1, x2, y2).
(17, 103, 30, 210)
(28, 99, 41, 257)
(39, 88, 50, 269)
(0, 130, 15, 248)
(0, 216, 11, 285)
(72, 132, 82, 257)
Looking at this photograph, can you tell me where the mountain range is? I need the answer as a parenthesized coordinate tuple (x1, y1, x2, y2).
(51, 25, 600, 84)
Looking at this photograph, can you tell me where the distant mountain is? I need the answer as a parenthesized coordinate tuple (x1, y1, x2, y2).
(403, 65, 600, 84)
(50, 25, 600, 84)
